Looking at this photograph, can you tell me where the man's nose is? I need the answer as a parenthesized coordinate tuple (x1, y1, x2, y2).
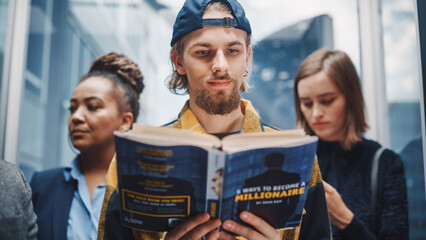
(212, 50, 230, 74)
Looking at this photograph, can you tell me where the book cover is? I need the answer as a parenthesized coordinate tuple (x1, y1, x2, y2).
(115, 124, 318, 232)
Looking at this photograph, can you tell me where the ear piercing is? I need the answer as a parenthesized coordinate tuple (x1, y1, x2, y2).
(243, 70, 248, 77)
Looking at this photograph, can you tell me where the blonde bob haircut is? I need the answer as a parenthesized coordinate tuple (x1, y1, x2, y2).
(294, 48, 368, 150)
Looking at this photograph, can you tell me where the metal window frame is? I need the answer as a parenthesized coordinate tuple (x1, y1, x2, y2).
(0, 0, 12, 161)
(414, 0, 426, 199)
(358, 0, 390, 146)
(0, 0, 31, 164)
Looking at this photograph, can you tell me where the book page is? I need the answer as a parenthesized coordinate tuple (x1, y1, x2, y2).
(115, 124, 221, 150)
(221, 130, 318, 153)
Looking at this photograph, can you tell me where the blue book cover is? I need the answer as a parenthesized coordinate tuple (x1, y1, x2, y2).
(115, 124, 318, 232)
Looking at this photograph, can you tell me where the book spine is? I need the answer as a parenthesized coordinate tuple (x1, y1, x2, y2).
(206, 148, 226, 219)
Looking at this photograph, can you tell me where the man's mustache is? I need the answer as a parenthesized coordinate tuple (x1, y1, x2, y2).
(201, 73, 237, 82)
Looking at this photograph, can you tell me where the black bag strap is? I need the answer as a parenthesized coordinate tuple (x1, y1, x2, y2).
(371, 146, 385, 230)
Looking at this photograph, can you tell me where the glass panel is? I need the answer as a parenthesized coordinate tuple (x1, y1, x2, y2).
(17, 0, 189, 177)
(381, 0, 426, 238)
(240, 0, 360, 129)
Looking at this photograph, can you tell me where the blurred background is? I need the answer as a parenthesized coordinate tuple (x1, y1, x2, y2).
(0, 0, 425, 238)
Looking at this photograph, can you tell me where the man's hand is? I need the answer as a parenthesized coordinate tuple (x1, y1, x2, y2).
(323, 181, 354, 230)
(220, 211, 281, 240)
(164, 213, 222, 240)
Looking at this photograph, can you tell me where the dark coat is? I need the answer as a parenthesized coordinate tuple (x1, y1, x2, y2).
(317, 139, 408, 240)
(30, 168, 77, 240)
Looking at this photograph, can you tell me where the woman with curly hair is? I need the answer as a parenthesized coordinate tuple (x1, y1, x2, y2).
(30, 53, 144, 240)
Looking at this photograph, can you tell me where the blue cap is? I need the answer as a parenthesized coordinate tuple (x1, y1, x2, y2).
(171, 0, 252, 47)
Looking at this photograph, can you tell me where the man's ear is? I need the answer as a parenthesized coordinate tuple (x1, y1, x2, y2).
(171, 51, 186, 75)
(119, 112, 134, 132)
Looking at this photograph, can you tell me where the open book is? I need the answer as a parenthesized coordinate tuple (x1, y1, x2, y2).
(114, 124, 318, 232)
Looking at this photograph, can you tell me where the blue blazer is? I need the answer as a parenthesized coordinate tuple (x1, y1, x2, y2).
(30, 168, 77, 240)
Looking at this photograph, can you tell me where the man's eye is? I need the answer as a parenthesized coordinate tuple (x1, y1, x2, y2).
(228, 49, 238, 54)
(196, 50, 209, 56)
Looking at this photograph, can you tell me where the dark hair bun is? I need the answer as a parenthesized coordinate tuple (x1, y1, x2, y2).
(89, 52, 144, 94)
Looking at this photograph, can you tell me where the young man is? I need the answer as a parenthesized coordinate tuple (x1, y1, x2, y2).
(98, 1, 331, 239)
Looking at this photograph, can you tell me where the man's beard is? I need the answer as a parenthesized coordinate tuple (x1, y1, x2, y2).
(194, 73, 241, 115)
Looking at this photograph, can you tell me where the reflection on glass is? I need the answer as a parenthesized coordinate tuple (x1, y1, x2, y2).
(381, 0, 426, 238)
(18, 0, 177, 177)
(236, 0, 359, 129)
(244, 14, 334, 129)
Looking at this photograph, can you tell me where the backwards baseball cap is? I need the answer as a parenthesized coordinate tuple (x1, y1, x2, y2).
(171, 0, 252, 47)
